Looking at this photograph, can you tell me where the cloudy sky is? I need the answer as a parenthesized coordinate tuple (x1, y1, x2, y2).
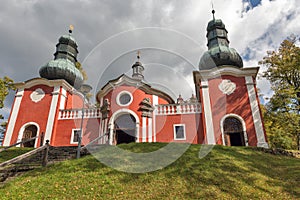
(1, 0, 300, 119)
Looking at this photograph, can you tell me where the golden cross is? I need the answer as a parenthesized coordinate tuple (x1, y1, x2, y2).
(137, 50, 141, 60)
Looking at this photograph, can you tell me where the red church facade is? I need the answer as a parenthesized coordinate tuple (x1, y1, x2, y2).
(3, 13, 268, 149)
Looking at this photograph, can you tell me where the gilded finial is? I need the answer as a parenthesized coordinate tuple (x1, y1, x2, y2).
(137, 50, 141, 61)
(69, 25, 74, 34)
(211, 0, 215, 20)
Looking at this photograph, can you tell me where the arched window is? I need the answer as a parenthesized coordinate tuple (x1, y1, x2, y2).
(223, 117, 245, 146)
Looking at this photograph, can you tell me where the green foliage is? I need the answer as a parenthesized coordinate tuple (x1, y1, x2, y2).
(0, 143, 299, 199)
(262, 106, 298, 149)
(0, 76, 15, 119)
(259, 36, 300, 150)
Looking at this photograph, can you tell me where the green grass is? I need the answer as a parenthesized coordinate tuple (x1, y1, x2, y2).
(0, 143, 299, 199)
(0, 147, 34, 163)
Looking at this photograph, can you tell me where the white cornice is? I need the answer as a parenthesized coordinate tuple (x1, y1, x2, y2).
(193, 66, 259, 80)
(14, 78, 74, 92)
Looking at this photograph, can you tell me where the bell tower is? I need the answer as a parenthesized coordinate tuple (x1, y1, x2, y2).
(194, 11, 268, 147)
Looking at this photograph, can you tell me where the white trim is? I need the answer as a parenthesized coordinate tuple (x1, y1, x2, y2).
(201, 79, 215, 144)
(59, 87, 67, 110)
(44, 86, 60, 145)
(135, 122, 140, 143)
(245, 76, 268, 148)
(108, 109, 140, 145)
(152, 95, 158, 142)
(16, 122, 40, 148)
(197, 66, 259, 79)
(116, 90, 133, 107)
(173, 124, 186, 140)
(142, 117, 147, 142)
(148, 118, 152, 143)
(220, 114, 248, 146)
(14, 78, 74, 92)
(70, 128, 81, 144)
(3, 89, 24, 146)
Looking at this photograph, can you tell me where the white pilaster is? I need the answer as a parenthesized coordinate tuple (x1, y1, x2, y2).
(142, 117, 147, 142)
(59, 87, 67, 110)
(148, 118, 152, 142)
(44, 86, 60, 144)
(152, 95, 158, 142)
(109, 123, 113, 145)
(245, 76, 268, 148)
(201, 79, 215, 144)
(3, 89, 24, 146)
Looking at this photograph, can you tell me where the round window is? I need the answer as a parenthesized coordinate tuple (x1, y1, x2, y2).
(117, 91, 133, 106)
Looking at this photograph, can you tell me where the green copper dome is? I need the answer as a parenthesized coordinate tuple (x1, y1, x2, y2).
(199, 11, 243, 70)
(39, 59, 83, 88)
(39, 30, 83, 89)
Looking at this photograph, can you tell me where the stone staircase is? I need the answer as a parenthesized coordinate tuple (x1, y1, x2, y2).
(0, 145, 85, 183)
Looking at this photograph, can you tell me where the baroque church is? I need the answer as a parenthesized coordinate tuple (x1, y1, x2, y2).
(3, 12, 268, 148)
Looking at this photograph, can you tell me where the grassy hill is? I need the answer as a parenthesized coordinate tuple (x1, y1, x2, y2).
(0, 143, 299, 199)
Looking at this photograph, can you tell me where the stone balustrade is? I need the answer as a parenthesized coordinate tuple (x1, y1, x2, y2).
(155, 103, 201, 115)
(58, 108, 101, 120)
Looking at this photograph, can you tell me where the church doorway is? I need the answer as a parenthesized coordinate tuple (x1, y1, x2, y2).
(113, 114, 136, 145)
(223, 117, 245, 146)
(22, 125, 38, 147)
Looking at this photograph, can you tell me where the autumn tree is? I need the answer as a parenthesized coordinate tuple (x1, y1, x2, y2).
(259, 36, 300, 150)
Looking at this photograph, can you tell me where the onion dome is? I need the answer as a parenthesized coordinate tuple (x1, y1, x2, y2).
(39, 26, 83, 89)
(199, 10, 243, 70)
(132, 51, 144, 80)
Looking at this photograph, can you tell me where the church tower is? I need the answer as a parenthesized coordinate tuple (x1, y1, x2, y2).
(3, 27, 86, 147)
(193, 11, 268, 147)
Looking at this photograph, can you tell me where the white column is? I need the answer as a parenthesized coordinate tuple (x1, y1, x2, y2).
(142, 117, 147, 142)
(152, 95, 158, 142)
(201, 79, 215, 144)
(135, 122, 140, 143)
(245, 76, 268, 148)
(148, 118, 152, 143)
(104, 118, 108, 144)
(44, 86, 60, 145)
(3, 89, 24, 146)
(108, 123, 113, 145)
(99, 119, 104, 144)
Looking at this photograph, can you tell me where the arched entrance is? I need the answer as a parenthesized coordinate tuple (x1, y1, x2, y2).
(22, 125, 38, 147)
(113, 114, 136, 144)
(223, 117, 245, 146)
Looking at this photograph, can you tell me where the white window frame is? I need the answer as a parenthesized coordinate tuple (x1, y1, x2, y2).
(116, 91, 133, 107)
(173, 124, 186, 140)
(70, 129, 81, 144)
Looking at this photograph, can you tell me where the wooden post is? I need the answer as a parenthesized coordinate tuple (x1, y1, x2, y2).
(42, 140, 49, 167)
(40, 132, 44, 147)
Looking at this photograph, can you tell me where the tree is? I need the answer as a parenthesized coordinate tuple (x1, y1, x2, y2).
(259, 35, 300, 150)
(75, 61, 88, 81)
(0, 76, 15, 119)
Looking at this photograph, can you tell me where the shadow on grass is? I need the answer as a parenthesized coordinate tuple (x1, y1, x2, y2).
(2, 143, 299, 199)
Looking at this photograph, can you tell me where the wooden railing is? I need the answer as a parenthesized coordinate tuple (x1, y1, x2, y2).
(0, 140, 50, 168)
(155, 103, 201, 115)
(0, 133, 44, 153)
(58, 108, 101, 120)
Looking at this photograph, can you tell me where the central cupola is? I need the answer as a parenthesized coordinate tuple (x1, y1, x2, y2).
(199, 10, 243, 70)
(39, 26, 84, 89)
